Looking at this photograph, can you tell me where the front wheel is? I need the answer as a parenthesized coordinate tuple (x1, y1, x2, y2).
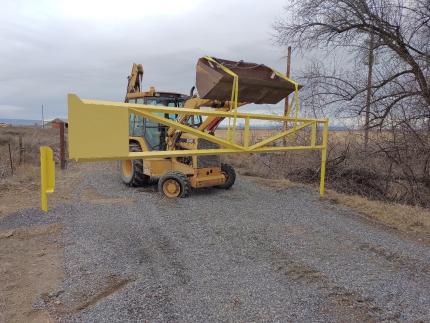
(216, 163, 236, 189)
(158, 171, 190, 198)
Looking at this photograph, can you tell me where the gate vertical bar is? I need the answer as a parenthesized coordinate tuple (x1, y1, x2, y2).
(319, 119, 329, 196)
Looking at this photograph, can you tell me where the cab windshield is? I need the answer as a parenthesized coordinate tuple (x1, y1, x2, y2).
(129, 96, 201, 151)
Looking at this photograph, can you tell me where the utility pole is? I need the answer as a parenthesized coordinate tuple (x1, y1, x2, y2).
(283, 46, 292, 145)
(284, 46, 292, 120)
(41, 104, 45, 128)
(364, 33, 374, 154)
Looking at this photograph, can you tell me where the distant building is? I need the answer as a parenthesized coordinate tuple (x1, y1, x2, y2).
(0, 122, 9, 127)
(45, 118, 68, 129)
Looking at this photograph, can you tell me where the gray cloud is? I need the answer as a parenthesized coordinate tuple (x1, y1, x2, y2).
(0, 0, 292, 120)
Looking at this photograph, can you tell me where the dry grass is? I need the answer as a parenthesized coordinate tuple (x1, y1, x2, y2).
(0, 126, 78, 216)
(325, 189, 430, 242)
(221, 127, 430, 207)
(0, 126, 63, 178)
(0, 162, 81, 216)
(0, 127, 133, 216)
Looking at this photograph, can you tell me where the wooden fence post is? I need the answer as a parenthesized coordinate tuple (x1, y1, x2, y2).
(19, 135, 23, 165)
(8, 141, 13, 175)
(60, 122, 66, 170)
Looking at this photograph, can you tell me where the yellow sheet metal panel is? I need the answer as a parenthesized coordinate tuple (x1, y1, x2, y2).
(143, 159, 172, 176)
(40, 146, 55, 212)
(68, 94, 129, 161)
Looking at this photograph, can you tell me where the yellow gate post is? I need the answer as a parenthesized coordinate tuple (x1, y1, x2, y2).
(319, 119, 329, 197)
(40, 146, 55, 212)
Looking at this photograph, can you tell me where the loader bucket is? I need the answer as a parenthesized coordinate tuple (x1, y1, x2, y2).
(196, 57, 301, 104)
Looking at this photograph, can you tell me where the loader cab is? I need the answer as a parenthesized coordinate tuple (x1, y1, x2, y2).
(128, 93, 202, 150)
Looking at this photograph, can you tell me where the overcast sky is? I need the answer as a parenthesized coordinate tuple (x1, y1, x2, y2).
(0, 0, 295, 120)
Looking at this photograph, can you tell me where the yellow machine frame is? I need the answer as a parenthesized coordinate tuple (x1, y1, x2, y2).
(67, 95, 328, 191)
(41, 56, 329, 211)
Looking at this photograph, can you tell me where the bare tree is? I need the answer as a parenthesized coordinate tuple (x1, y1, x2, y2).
(274, 0, 430, 126)
(273, 0, 430, 206)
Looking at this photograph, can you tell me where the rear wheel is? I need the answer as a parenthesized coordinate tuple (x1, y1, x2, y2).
(158, 171, 190, 198)
(120, 142, 150, 186)
(216, 163, 236, 189)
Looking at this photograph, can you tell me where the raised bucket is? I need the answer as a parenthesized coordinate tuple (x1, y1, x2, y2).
(196, 57, 301, 104)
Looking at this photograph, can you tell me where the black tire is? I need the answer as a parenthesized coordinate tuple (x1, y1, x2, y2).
(158, 171, 190, 198)
(216, 163, 236, 189)
(120, 142, 150, 186)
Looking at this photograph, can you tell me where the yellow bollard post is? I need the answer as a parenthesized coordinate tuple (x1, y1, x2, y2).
(319, 120, 329, 196)
(40, 146, 55, 212)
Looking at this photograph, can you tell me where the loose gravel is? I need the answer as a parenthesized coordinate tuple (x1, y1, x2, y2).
(1, 162, 429, 322)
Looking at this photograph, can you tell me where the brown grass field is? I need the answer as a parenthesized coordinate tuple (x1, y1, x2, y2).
(1, 125, 429, 238)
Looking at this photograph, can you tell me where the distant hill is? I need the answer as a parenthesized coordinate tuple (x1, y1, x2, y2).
(0, 119, 42, 126)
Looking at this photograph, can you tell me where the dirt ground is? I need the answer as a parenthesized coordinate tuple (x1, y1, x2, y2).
(0, 224, 63, 323)
(0, 163, 80, 323)
(0, 162, 429, 322)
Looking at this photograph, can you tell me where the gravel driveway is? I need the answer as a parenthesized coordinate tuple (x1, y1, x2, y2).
(1, 163, 429, 322)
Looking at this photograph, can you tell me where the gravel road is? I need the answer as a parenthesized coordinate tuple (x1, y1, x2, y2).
(1, 162, 429, 322)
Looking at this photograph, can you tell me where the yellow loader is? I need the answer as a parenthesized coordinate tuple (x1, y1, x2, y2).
(119, 57, 299, 197)
(41, 56, 328, 210)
